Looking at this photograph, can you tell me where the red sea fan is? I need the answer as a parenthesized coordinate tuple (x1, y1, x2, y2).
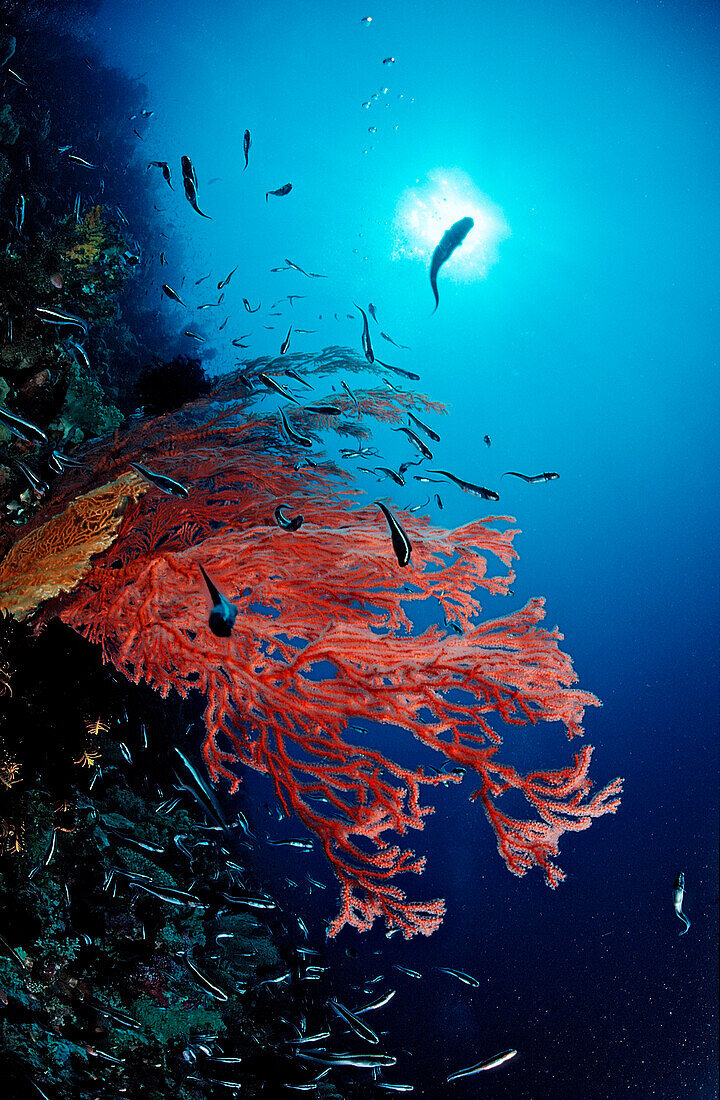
(16, 356, 621, 937)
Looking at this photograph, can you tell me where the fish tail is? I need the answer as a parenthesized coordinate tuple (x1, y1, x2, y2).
(678, 913, 690, 936)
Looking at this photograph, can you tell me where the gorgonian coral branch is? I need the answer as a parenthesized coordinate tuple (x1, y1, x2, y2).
(1, 357, 622, 936)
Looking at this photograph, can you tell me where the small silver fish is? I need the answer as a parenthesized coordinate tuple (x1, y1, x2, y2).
(446, 1048, 517, 1080)
(162, 283, 186, 306)
(0, 407, 47, 445)
(217, 264, 238, 289)
(328, 1000, 379, 1044)
(129, 462, 189, 497)
(280, 407, 313, 448)
(296, 1052, 397, 1069)
(393, 426, 433, 460)
(407, 410, 440, 442)
(434, 966, 479, 987)
(184, 952, 230, 1001)
(502, 470, 559, 483)
(15, 461, 48, 496)
(36, 305, 88, 333)
(429, 469, 499, 501)
(354, 303, 374, 363)
(14, 193, 25, 234)
(259, 372, 300, 403)
(393, 964, 421, 978)
(68, 154, 97, 168)
(673, 872, 690, 935)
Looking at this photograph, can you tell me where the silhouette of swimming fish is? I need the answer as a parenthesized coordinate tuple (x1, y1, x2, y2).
(429, 216, 474, 312)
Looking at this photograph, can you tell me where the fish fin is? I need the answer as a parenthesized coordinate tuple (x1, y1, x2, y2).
(198, 563, 222, 609)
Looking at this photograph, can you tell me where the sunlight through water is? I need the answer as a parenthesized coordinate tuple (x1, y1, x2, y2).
(393, 168, 510, 282)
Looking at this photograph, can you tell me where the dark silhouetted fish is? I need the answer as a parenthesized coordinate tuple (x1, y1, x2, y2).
(162, 283, 185, 306)
(430, 216, 474, 312)
(303, 403, 340, 415)
(198, 564, 238, 637)
(274, 505, 303, 531)
(380, 330, 411, 350)
(430, 469, 499, 501)
(180, 155, 197, 189)
(243, 129, 251, 170)
(375, 358, 419, 381)
(217, 265, 238, 289)
(407, 410, 440, 442)
(354, 303, 374, 363)
(393, 426, 433, 460)
(183, 175, 211, 218)
(378, 503, 411, 572)
(285, 258, 327, 278)
(279, 407, 313, 448)
(266, 183, 292, 202)
(147, 160, 173, 188)
(129, 462, 189, 497)
(502, 471, 559, 483)
(258, 372, 299, 403)
(285, 368, 313, 389)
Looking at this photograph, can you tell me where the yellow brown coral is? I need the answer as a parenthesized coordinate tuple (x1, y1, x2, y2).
(0, 471, 148, 620)
(64, 205, 112, 269)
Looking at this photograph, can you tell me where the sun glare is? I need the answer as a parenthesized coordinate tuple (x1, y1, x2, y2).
(393, 169, 509, 281)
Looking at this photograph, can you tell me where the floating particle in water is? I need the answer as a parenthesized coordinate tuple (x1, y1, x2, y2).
(383, 56, 395, 65)
(397, 93, 404, 98)
(352, 248, 359, 253)
(393, 124, 399, 130)
(361, 15, 373, 22)
(368, 126, 377, 133)
(362, 101, 371, 108)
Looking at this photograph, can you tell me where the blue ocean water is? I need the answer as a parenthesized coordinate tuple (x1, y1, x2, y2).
(89, 0, 720, 1095)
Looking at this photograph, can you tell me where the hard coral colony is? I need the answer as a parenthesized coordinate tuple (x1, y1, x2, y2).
(4, 358, 622, 938)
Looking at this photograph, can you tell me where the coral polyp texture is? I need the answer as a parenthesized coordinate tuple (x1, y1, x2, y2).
(1, 351, 622, 937)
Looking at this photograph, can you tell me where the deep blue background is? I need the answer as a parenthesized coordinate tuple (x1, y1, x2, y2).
(91, 1, 719, 1095)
